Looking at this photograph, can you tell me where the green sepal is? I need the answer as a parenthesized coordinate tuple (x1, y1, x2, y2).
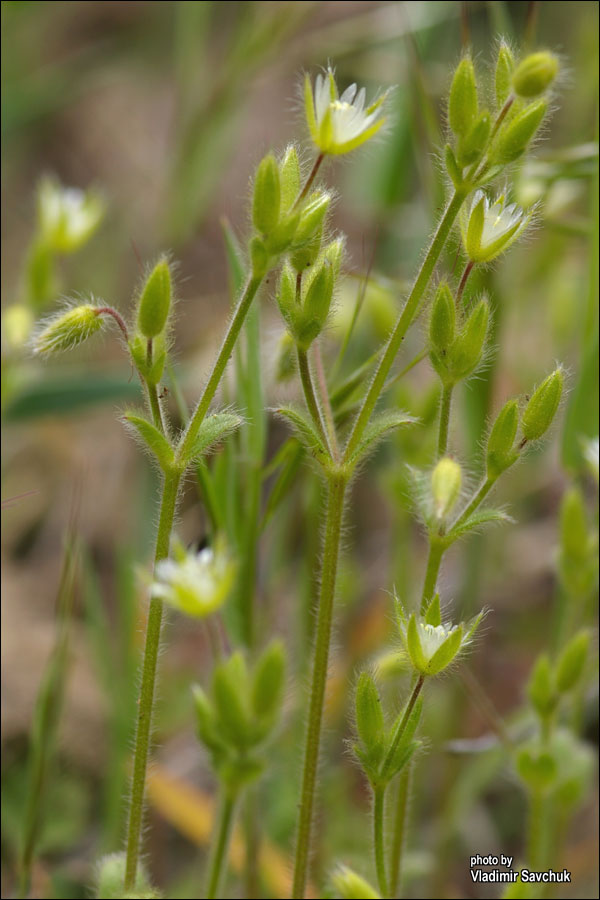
(212, 652, 251, 748)
(124, 412, 175, 471)
(145, 333, 167, 386)
(491, 99, 547, 164)
(192, 685, 228, 759)
(448, 57, 478, 137)
(429, 282, 455, 353)
(555, 630, 590, 693)
(427, 625, 463, 675)
(424, 593, 441, 626)
(486, 399, 520, 478)
(253, 153, 281, 236)
(251, 640, 286, 729)
(407, 614, 427, 672)
(384, 738, 420, 782)
(249, 236, 270, 278)
(279, 145, 301, 211)
(446, 299, 489, 382)
(444, 144, 463, 187)
(495, 43, 515, 108)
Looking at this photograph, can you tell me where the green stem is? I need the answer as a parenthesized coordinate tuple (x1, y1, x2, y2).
(527, 788, 546, 872)
(295, 153, 325, 206)
(381, 677, 424, 783)
(206, 788, 239, 900)
(124, 469, 181, 890)
(451, 476, 495, 532)
(292, 474, 347, 899)
(374, 784, 389, 898)
(437, 386, 453, 457)
(178, 275, 263, 463)
(297, 347, 331, 455)
(389, 767, 411, 898)
(344, 189, 466, 463)
(420, 541, 444, 613)
(145, 339, 166, 433)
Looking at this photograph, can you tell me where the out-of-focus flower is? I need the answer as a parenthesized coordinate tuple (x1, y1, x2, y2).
(304, 68, 388, 155)
(2, 304, 34, 350)
(461, 190, 531, 263)
(151, 538, 236, 618)
(582, 437, 599, 483)
(38, 177, 105, 253)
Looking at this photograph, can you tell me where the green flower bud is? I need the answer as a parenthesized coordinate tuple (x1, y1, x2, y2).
(495, 42, 515, 107)
(331, 866, 381, 900)
(251, 640, 286, 723)
(297, 259, 334, 349)
(32, 303, 104, 356)
(448, 57, 478, 138)
(486, 399, 519, 479)
(275, 263, 297, 330)
(490, 99, 547, 164)
(253, 153, 281, 236)
(512, 51, 559, 98)
(521, 368, 563, 441)
(556, 630, 590, 693)
(431, 457, 462, 520)
(527, 654, 557, 719)
(559, 487, 589, 563)
(444, 144, 463, 186)
(429, 283, 456, 353)
(457, 110, 491, 165)
(290, 192, 330, 271)
(137, 258, 171, 339)
(324, 237, 344, 278)
(279, 145, 301, 210)
(355, 671, 385, 754)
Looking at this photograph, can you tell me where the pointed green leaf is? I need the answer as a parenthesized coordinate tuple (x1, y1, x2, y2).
(183, 412, 243, 464)
(446, 508, 513, 544)
(355, 671, 385, 754)
(275, 406, 326, 455)
(348, 411, 417, 465)
(124, 413, 175, 471)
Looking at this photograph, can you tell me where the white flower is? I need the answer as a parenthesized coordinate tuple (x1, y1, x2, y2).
(38, 177, 105, 253)
(461, 190, 531, 263)
(304, 68, 388, 155)
(151, 538, 236, 618)
(417, 622, 460, 660)
(583, 437, 599, 483)
(395, 594, 484, 676)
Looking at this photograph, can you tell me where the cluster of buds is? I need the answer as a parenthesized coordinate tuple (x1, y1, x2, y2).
(250, 147, 331, 278)
(428, 282, 490, 387)
(445, 46, 558, 188)
(193, 642, 286, 791)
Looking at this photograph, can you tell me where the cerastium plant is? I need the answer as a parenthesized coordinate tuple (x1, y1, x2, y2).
(30, 44, 566, 899)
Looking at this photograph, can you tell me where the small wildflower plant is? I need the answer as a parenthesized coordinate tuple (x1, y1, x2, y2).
(22, 33, 596, 900)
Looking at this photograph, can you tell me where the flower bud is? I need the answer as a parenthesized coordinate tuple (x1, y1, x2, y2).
(355, 671, 385, 754)
(495, 43, 515, 107)
(521, 368, 563, 441)
(512, 51, 559, 98)
(324, 236, 344, 278)
(137, 258, 171, 339)
(527, 654, 557, 719)
(212, 652, 252, 746)
(32, 303, 104, 356)
(297, 259, 334, 348)
(448, 57, 478, 138)
(253, 153, 281, 236)
(429, 283, 455, 353)
(275, 263, 297, 330)
(431, 457, 462, 520)
(486, 399, 519, 479)
(556, 630, 590, 694)
(457, 110, 491, 166)
(279, 145, 301, 211)
(490, 99, 547, 164)
(251, 640, 286, 723)
(331, 866, 381, 900)
(560, 487, 590, 563)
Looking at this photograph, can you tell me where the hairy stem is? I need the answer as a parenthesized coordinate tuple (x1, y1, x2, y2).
(296, 153, 325, 206)
(124, 469, 181, 890)
(420, 540, 444, 613)
(381, 677, 424, 783)
(437, 386, 453, 456)
(292, 474, 347, 899)
(389, 767, 411, 898)
(451, 476, 495, 532)
(206, 788, 239, 900)
(178, 275, 263, 463)
(314, 342, 339, 460)
(374, 784, 389, 898)
(146, 338, 165, 433)
(344, 189, 466, 463)
(297, 348, 331, 454)
(456, 260, 474, 306)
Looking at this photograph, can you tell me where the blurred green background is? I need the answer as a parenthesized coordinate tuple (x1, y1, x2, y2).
(1, 2, 598, 898)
